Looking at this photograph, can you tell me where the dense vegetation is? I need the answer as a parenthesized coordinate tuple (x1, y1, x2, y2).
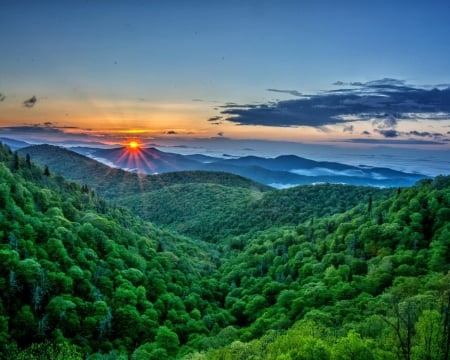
(2, 142, 450, 359)
(119, 183, 393, 242)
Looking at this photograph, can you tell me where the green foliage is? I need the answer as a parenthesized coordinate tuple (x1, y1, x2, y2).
(2, 142, 450, 359)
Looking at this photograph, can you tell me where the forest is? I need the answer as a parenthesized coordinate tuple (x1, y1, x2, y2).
(1, 141, 449, 359)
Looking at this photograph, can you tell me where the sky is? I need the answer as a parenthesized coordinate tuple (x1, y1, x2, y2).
(1, 0, 450, 172)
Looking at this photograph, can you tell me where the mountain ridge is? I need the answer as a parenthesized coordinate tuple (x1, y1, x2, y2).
(17, 144, 271, 199)
(76, 145, 428, 188)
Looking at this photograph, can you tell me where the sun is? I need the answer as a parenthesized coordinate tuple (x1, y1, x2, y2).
(128, 141, 140, 150)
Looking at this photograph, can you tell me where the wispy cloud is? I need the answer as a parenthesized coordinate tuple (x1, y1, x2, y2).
(0, 93, 5, 102)
(208, 115, 223, 125)
(23, 96, 37, 108)
(267, 88, 303, 97)
(1, 124, 64, 135)
(343, 125, 354, 133)
(345, 138, 447, 145)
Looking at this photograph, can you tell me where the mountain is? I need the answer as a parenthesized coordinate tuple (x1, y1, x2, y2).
(18, 144, 270, 199)
(18, 145, 394, 242)
(77, 145, 428, 188)
(84, 146, 201, 173)
(0, 137, 30, 150)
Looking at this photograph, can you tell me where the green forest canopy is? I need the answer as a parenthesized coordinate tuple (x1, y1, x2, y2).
(1, 142, 449, 359)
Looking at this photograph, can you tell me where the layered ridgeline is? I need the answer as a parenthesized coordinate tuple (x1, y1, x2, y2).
(17, 144, 270, 199)
(18, 145, 394, 242)
(2, 142, 450, 359)
(19, 143, 428, 188)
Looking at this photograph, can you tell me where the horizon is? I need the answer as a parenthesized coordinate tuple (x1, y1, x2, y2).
(1, 1, 450, 174)
(2, 135, 449, 179)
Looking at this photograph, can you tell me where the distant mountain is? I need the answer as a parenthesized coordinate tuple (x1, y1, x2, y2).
(77, 145, 428, 188)
(89, 146, 201, 173)
(0, 137, 30, 150)
(18, 144, 270, 199)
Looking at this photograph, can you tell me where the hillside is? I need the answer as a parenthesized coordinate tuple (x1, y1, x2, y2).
(0, 142, 223, 359)
(2, 142, 450, 359)
(189, 176, 450, 359)
(119, 183, 394, 242)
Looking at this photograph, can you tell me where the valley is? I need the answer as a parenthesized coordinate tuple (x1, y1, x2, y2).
(0, 141, 449, 359)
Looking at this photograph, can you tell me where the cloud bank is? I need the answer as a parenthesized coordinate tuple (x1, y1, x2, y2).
(216, 79, 450, 133)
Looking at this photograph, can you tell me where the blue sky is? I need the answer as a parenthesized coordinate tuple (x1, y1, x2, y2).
(1, 0, 450, 165)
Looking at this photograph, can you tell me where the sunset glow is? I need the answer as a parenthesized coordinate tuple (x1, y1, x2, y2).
(128, 141, 140, 150)
(0, 1, 449, 175)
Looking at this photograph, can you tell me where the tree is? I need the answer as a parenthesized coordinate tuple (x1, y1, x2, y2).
(331, 330, 374, 360)
(412, 310, 443, 360)
(155, 326, 179, 356)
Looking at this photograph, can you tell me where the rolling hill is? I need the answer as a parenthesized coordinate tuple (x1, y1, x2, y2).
(19, 144, 394, 242)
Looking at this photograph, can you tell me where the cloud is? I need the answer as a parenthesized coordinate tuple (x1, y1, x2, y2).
(167, 130, 177, 135)
(208, 116, 223, 122)
(376, 129, 400, 138)
(23, 96, 37, 108)
(361, 131, 371, 135)
(0, 93, 5, 101)
(372, 115, 398, 129)
(345, 138, 447, 145)
(0, 125, 64, 135)
(217, 132, 224, 137)
(267, 88, 303, 97)
(370, 128, 446, 140)
(343, 125, 354, 133)
(215, 79, 450, 128)
(408, 130, 432, 137)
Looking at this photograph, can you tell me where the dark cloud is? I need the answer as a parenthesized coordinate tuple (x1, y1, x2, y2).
(406, 131, 444, 139)
(217, 132, 224, 137)
(167, 130, 177, 135)
(376, 129, 400, 138)
(0, 93, 5, 102)
(361, 131, 371, 135)
(216, 79, 450, 128)
(208, 116, 223, 122)
(23, 96, 37, 108)
(408, 130, 432, 137)
(345, 138, 447, 145)
(267, 88, 303, 97)
(0, 125, 64, 134)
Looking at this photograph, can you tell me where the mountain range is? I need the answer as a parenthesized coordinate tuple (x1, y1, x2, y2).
(71, 144, 427, 188)
(1, 136, 428, 187)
